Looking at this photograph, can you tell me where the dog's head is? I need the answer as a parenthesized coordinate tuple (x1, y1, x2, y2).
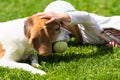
(24, 15, 70, 56)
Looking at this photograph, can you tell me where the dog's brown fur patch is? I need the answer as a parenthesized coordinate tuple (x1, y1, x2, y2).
(0, 43, 5, 59)
(62, 23, 83, 43)
(24, 15, 61, 56)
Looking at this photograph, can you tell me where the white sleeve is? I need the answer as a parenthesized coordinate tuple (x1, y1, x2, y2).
(66, 11, 103, 31)
(66, 11, 98, 25)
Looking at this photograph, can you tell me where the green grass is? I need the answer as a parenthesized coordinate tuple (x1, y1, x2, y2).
(0, 0, 120, 80)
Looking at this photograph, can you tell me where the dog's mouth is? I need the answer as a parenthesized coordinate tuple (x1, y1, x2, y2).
(52, 42, 56, 53)
(52, 41, 58, 53)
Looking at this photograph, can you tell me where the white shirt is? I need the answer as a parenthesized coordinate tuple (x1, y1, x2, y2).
(66, 11, 120, 44)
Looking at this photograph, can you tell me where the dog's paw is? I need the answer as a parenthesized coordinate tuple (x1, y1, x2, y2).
(34, 70, 46, 75)
(31, 63, 40, 68)
(39, 70, 46, 75)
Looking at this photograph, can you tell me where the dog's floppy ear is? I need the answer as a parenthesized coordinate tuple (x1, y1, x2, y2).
(24, 17, 34, 39)
(36, 27, 52, 56)
(25, 16, 52, 56)
(30, 25, 52, 56)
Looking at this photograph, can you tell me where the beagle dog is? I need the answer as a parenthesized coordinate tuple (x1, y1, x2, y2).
(0, 14, 70, 75)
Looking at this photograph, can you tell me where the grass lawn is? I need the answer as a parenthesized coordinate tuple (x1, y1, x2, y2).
(0, 0, 120, 80)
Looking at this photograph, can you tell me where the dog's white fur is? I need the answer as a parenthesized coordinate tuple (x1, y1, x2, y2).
(0, 0, 119, 76)
(0, 14, 69, 75)
(0, 18, 46, 75)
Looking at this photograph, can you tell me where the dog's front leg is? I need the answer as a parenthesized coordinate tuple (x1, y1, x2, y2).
(27, 53, 40, 67)
(0, 59, 46, 75)
(23, 52, 40, 67)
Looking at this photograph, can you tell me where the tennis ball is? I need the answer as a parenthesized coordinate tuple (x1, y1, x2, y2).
(53, 41, 68, 53)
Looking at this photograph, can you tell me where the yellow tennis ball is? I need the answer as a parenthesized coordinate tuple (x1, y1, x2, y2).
(53, 41, 68, 53)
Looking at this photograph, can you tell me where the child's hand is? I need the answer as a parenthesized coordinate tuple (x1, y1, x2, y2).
(105, 40, 120, 47)
(37, 12, 71, 24)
